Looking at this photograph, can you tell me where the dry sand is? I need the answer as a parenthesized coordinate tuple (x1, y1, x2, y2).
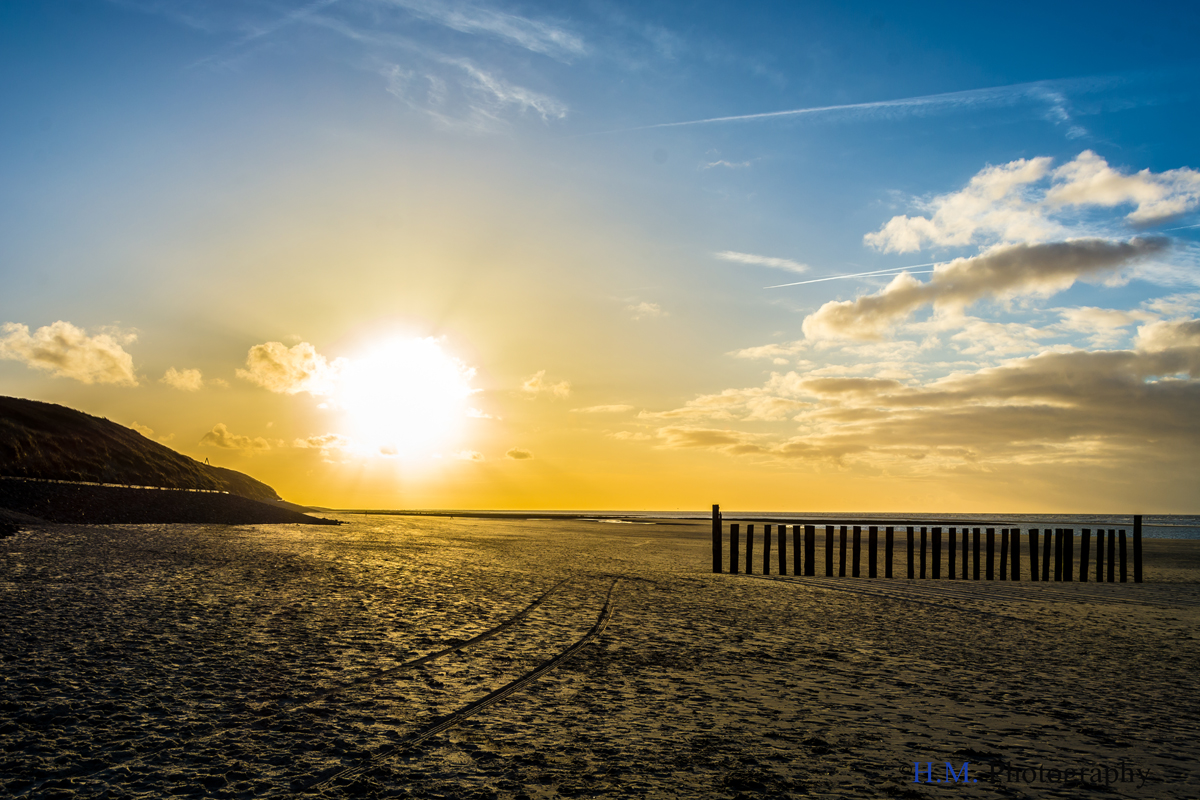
(2, 516, 1198, 799)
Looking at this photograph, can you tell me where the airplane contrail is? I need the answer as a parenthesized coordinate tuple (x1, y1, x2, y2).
(584, 75, 1119, 136)
(765, 263, 942, 289)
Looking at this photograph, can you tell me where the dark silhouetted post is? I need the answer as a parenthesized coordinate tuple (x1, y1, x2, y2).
(1027, 532, 1036, 582)
(778, 524, 787, 576)
(932, 527, 941, 580)
(712, 504, 722, 573)
(852, 525, 862, 578)
(986, 529, 995, 580)
(869, 526, 878, 578)
(730, 524, 740, 574)
(1134, 515, 1143, 583)
(973, 528, 981, 580)
(825, 525, 834, 576)
(746, 524, 754, 575)
(920, 527, 927, 579)
(1107, 529, 1115, 582)
(999, 529, 1008, 581)
(763, 524, 771, 575)
(1011, 528, 1021, 580)
(1095, 529, 1105, 582)
(1080, 529, 1090, 582)
(839, 525, 848, 577)
(907, 526, 915, 579)
(948, 527, 956, 580)
(1063, 529, 1073, 582)
(1054, 529, 1063, 581)
(1042, 530, 1052, 582)
(962, 528, 969, 578)
(1119, 529, 1127, 583)
(805, 525, 816, 576)
(885, 526, 894, 578)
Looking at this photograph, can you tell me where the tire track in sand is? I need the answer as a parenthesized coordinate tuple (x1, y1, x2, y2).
(304, 579, 619, 793)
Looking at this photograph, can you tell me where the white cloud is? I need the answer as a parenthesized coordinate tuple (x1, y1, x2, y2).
(0, 320, 138, 385)
(200, 423, 271, 453)
(236, 341, 343, 395)
(522, 370, 571, 398)
(161, 367, 203, 391)
(703, 160, 752, 169)
(571, 404, 635, 413)
(453, 449, 485, 461)
(866, 152, 1200, 253)
(731, 340, 808, 364)
(715, 250, 808, 274)
(628, 301, 665, 320)
(385, 0, 585, 60)
(803, 237, 1168, 340)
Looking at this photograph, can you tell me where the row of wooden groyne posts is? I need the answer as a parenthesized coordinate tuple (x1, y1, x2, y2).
(709, 506, 1145, 583)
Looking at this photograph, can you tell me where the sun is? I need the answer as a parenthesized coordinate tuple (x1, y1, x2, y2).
(334, 337, 476, 458)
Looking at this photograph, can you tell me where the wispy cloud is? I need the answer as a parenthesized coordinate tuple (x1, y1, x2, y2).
(382, 0, 585, 60)
(716, 250, 808, 274)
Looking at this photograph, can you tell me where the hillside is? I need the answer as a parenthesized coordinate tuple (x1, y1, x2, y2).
(0, 396, 279, 501)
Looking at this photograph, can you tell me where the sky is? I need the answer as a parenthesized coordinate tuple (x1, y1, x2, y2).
(2, 0, 1199, 512)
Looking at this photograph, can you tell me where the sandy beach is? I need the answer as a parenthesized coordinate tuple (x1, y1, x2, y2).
(2, 517, 1198, 799)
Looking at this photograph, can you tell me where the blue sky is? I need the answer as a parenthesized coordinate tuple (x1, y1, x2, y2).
(1, 0, 1198, 510)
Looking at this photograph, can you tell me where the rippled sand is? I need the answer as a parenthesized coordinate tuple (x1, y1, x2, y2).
(2, 517, 1198, 798)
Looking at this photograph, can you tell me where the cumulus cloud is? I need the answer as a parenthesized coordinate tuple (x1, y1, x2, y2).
(161, 367, 203, 391)
(505, 447, 533, 459)
(129, 421, 174, 443)
(865, 151, 1200, 253)
(715, 250, 808, 273)
(571, 404, 635, 413)
(200, 423, 271, 453)
(236, 341, 342, 395)
(0, 320, 137, 385)
(628, 302, 665, 320)
(803, 237, 1168, 340)
(522, 370, 570, 398)
(731, 340, 808, 365)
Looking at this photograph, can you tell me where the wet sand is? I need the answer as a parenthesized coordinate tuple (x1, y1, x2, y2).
(2, 517, 1198, 798)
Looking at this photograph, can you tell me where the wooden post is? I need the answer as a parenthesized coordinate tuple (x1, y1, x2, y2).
(730, 524, 740, 574)
(793, 524, 802, 576)
(932, 527, 941, 580)
(1010, 527, 1020, 581)
(948, 527, 956, 580)
(825, 525, 834, 576)
(885, 526, 894, 578)
(1095, 529, 1105, 582)
(868, 526, 878, 578)
(962, 528, 969, 579)
(1042, 529, 1052, 582)
(907, 526, 915, 579)
(1079, 529, 1090, 582)
(805, 525, 816, 576)
(712, 504, 722, 573)
(1054, 529, 1063, 581)
(762, 524, 771, 575)
(973, 528, 981, 580)
(1119, 529, 1127, 583)
(778, 524, 787, 576)
(746, 524, 754, 575)
(1107, 529, 1116, 582)
(852, 525, 861, 578)
(1063, 529, 1073, 582)
(999, 529, 1008, 581)
(1134, 515, 1143, 583)
(1029, 529, 1039, 582)
(839, 525, 848, 577)
(986, 529, 995, 580)
(919, 527, 927, 579)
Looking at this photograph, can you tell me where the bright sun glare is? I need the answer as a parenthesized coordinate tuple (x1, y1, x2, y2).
(334, 337, 476, 458)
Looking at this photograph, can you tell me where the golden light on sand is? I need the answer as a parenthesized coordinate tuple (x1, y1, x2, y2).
(334, 337, 476, 459)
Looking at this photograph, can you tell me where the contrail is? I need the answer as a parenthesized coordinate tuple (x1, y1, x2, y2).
(765, 263, 942, 289)
(584, 75, 1119, 136)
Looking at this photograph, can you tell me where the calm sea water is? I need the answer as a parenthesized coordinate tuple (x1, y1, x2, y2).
(439, 510, 1200, 540)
